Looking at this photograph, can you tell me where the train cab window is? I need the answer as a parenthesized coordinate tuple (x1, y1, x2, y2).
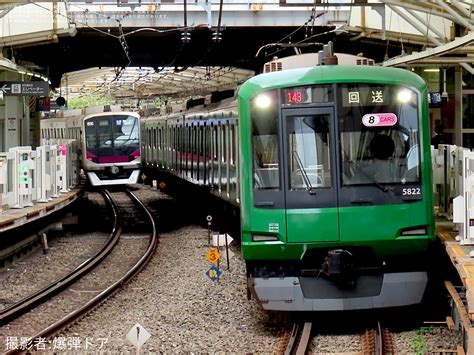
(338, 84, 420, 187)
(112, 116, 139, 148)
(251, 90, 280, 190)
(287, 114, 331, 190)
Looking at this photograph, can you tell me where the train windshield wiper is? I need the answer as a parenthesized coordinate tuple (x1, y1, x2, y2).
(292, 151, 316, 195)
(345, 158, 392, 193)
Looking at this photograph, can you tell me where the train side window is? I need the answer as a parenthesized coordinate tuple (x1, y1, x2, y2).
(159, 128, 162, 150)
(153, 128, 156, 149)
(222, 125, 227, 163)
(230, 124, 235, 166)
(214, 125, 220, 162)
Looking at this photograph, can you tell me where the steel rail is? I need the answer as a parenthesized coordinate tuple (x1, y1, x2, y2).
(7, 188, 158, 355)
(295, 322, 312, 355)
(362, 321, 395, 355)
(375, 321, 383, 355)
(0, 189, 121, 325)
(282, 322, 312, 355)
(284, 323, 300, 355)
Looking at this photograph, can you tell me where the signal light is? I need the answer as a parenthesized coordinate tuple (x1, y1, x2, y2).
(212, 31, 222, 43)
(181, 31, 191, 43)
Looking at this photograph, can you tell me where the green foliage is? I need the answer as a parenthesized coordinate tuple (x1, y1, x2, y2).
(412, 327, 434, 354)
(66, 95, 115, 109)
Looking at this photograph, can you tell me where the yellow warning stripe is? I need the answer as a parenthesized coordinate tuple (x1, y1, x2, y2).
(448, 244, 466, 260)
(437, 230, 455, 242)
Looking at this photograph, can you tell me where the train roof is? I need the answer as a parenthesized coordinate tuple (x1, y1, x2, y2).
(83, 111, 140, 120)
(238, 65, 427, 100)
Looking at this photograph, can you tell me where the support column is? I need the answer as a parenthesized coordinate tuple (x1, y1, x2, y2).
(455, 66, 463, 146)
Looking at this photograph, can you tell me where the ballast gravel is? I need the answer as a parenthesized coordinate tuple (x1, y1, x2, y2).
(60, 188, 285, 352)
(0, 233, 108, 311)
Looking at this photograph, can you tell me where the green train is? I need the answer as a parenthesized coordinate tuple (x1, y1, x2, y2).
(142, 54, 435, 311)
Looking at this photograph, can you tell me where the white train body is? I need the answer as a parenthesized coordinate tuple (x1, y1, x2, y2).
(40, 105, 141, 186)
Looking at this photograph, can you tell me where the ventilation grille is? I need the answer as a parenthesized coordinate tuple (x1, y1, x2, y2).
(356, 58, 375, 66)
(264, 61, 283, 73)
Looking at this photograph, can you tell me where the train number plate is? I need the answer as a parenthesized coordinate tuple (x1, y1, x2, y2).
(394, 186, 423, 200)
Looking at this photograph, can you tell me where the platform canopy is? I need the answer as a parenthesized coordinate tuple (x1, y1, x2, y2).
(61, 65, 255, 99)
(0, 0, 472, 99)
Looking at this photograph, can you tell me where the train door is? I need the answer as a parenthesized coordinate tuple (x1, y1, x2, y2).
(282, 107, 339, 243)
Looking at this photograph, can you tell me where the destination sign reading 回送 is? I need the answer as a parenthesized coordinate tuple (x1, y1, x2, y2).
(0, 81, 49, 96)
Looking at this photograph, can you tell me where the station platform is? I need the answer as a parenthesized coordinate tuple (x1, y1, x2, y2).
(0, 184, 83, 233)
(436, 222, 474, 352)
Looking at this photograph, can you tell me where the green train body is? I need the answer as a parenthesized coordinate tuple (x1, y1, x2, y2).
(141, 62, 435, 311)
(239, 65, 434, 310)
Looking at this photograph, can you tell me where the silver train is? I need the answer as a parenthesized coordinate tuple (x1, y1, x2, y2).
(140, 92, 239, 204)
(40, 105, 141, 186)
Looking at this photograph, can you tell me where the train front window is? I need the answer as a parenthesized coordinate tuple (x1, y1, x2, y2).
(85, 115, 140, 159)
(338, 84, 420, 187)
(251, 90, 280, 190)
(98, 119, 111, 148)
(112, 116, 139, 152)
(287, 114, 331, 190)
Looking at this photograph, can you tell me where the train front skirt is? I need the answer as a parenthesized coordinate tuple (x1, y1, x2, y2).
(248, 271, 427, 311)
(87, 169, 140, 186)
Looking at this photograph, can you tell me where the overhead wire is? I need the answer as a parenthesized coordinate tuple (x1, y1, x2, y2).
(258, 10, 333, 59)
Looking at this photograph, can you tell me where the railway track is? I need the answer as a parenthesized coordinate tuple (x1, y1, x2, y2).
(277, 320, 395, 355)
(361, 321, 396, 354)
(0, 190, 120, 325)
(0, 188, 158, 354)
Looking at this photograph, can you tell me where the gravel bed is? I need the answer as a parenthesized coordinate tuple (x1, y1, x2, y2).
(0, 191, 112, 311)
(0, 233, 108, 311)
(59, 187, 285, 353)
(309, 333, 362, 353)
(393, 325, 463, 353)
(0, 235, 149, 353)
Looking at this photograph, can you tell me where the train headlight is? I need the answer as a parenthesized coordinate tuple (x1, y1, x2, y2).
(397, 89, 412, 103)
(254, 94, 272, 109)
(252, 234, 279, 242)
